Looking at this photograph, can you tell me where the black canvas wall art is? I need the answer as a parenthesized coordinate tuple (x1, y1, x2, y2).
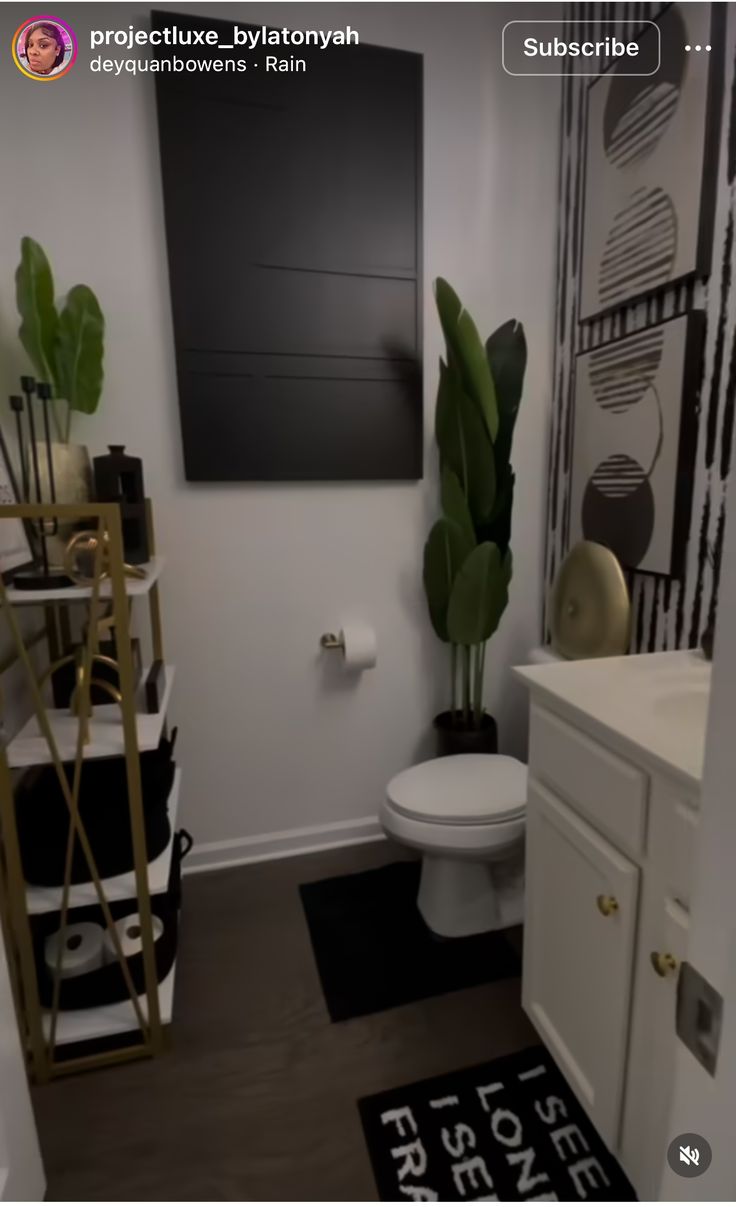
(580, 4, 723, 321)
(569, 313, 704, 576)
(153, 10, 423, 482)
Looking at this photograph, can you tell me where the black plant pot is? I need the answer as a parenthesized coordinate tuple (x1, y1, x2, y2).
(434, 710, 498, 758)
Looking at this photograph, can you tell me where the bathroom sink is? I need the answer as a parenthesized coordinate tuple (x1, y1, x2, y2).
(514, 649, 712, 789)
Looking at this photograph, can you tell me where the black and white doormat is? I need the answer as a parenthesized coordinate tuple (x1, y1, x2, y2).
(300, 861, 520, 1022)
(358, 1045, 636, 1201)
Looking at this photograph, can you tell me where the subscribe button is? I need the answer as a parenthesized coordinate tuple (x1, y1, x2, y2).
(502, 21, 661, 76)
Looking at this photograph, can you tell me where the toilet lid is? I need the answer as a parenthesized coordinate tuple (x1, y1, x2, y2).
(386, 754, 527, 825)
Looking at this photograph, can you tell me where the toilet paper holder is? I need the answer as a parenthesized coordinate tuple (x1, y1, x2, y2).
(320, 632, 344, 651)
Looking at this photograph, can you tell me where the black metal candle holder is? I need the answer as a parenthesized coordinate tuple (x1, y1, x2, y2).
(8, 377, 74, 591)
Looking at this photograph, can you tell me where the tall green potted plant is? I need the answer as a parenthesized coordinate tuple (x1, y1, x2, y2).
(14, 236, 104, 523)
(16, 236, 105, 444)
(423, 278, 527, 756)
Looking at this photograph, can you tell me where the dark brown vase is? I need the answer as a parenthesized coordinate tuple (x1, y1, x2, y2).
(92, 445, 149, 565)
(433, 711, 498, 758)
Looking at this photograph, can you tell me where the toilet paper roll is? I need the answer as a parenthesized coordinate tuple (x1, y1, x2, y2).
(340, 623, 377, 671)
(103, 913, 164, 964)
(44, 922, 105, 980)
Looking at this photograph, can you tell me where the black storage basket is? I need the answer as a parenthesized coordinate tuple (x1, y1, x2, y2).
(15, 729, 178, 886)
(33, 829, 192, 1012)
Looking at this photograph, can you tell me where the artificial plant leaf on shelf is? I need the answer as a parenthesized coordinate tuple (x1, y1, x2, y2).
(486, 318, 527, 469)
(435, 277, 498, 442)
(435, 361, 496, 527)
(440, 465, 475, 546)
(55, 285, 105, 416)
(446, 541, 512, 647)
(15, 236, 60, 393)
(423, 517, 475, 642)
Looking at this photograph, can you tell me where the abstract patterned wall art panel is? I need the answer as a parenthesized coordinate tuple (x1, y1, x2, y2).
(569, 313, 704, 577)
(580, 3, 722, 322)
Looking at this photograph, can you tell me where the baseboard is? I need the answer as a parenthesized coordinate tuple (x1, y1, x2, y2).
(183, 814, 385, 875)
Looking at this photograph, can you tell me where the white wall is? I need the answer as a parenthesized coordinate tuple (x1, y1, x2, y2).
(0, 3, 560, 862)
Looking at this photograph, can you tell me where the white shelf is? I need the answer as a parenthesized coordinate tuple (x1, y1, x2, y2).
(6, 555, 165, 605)
(42, 960, 176, 1047)
(26, 769, 181, 915)
(6, 665, 175, 769)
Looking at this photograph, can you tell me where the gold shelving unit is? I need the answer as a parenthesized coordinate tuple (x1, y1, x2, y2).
(0, 500, 177, 1081)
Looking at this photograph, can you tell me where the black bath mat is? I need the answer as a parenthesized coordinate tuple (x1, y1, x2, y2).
(299, 860, 520, 1022)
(358, 1044, 637, 1201)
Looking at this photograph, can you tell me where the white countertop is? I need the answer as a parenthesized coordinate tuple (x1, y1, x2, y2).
(514, 650, 711, 793)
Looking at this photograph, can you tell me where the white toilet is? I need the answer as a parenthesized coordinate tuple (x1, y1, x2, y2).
(381, 754, 527, 937)
(381, 646, 560, 938)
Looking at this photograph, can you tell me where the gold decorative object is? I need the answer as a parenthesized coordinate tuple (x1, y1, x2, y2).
(596, 893, 619, 917)
(39, 652, 123, 743)
(0, 500, 167, 1082)
(551, 540, 631, 660)
(64, 528, 147, 586)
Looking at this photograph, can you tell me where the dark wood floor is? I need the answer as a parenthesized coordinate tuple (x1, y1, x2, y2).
(32, 841, 536, 1201)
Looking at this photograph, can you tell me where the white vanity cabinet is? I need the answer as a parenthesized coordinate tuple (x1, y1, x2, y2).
(515, 652, 708, 1201)
(524, 776, 639, 1147)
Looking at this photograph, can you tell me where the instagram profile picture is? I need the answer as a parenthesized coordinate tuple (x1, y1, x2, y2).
(12, 16, 77, 81)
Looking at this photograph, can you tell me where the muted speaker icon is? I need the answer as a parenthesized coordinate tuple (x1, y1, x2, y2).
(668, 1133, 711, 1177)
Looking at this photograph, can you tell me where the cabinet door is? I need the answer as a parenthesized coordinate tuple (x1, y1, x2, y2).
(620, 885, 689, 1199)
(523, 779, 640, 1147)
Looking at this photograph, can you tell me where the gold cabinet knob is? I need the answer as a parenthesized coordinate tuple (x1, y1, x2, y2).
(650, 951, 679, 978)
(596, 894, 619, 917)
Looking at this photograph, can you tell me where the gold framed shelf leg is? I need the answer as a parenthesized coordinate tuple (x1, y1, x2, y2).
(107, 508, 163, 1051)
(48, 522, 118, 1055)
(145, 500, 165, 664)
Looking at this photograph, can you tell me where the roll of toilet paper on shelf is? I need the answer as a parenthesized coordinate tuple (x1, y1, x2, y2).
(103, 913, 164, 964)
(44, 922, 105, 980)
(340, 623, 377, 671)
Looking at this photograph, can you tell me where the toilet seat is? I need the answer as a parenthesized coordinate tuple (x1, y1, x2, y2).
(386, 754, 527, 826)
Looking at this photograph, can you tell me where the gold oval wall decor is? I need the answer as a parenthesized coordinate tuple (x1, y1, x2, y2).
(551, 540, 631, 659)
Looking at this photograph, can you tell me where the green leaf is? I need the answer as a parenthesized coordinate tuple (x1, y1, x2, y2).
(486, 319, 527, 469)
(456, 308, 498, 442)
(434, 277, 498, 441)
(446, 542, 511, 646)
(55, 285, 104, 414)
(478, 468, 515, 555)
(440, 466, 475, 545)
(434, 277, 462, 368)
(423, 518, 474, 642)
(436, 361, 496, 526)
(15, 237, 59, 390)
